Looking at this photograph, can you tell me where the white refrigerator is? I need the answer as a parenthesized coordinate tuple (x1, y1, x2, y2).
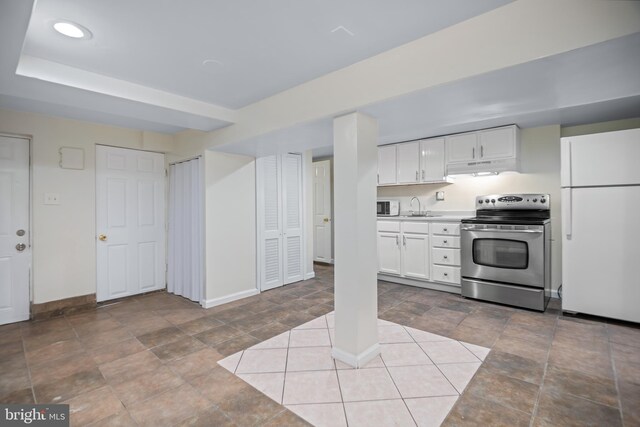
(561, 128, 640, 323)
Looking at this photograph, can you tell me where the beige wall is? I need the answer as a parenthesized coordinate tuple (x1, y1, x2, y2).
(0, 108, 174, 303)
(378, 125, 563, 291)
(203, 150, 257, 302)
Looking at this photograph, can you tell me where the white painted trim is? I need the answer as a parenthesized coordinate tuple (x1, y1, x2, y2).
(304, 272, 315, 280)
(332, 343, 381, 369)
(200, 288, 259, 309)
(550, 289, 560, 299)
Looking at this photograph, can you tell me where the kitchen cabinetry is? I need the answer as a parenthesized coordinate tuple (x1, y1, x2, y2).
(430, 223, 461, 286)
(378, 145, 397, 185)
(446, 125, 520, 174)
(377, 221, 430, 280)
(377, 137, 448, 186)
(397, 142, 420, 184)
(420, 138, 446, 183)
(377, 218, 464, 293)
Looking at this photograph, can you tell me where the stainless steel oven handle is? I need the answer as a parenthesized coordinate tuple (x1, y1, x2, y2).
(461, 227, 542, 234)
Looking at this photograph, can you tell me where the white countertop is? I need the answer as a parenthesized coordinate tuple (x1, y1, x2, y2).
(377, 211, 474, 222)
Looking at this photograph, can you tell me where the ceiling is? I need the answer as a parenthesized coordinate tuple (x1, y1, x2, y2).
(0, 0, 638, 148)
(0, 0, 512, 133)
(213, 33, 640, 158)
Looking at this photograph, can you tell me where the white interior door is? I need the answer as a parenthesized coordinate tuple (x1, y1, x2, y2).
(313, 160, 332, 263)
(168, 158, 203, 303)
(257, 155, 284, 291)
(96, 146, 166, 302)
(0, 135, 30, 325)
(282, 153, 303, 284)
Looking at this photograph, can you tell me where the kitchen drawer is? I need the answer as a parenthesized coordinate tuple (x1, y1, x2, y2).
(378, 221, 400, 233)
(402, 222, 429, 234)
(430, 222, 460, 236)
(431, 236, 460, 249)
(432, 248, 461, 266)
(432, 265, 461, 285)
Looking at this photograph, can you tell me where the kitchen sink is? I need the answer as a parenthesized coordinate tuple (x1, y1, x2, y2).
(407, 212, 442, 218)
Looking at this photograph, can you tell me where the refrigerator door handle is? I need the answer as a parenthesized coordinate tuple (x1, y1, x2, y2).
(561, 139, 572, 187)
(562, 188, 572, 237)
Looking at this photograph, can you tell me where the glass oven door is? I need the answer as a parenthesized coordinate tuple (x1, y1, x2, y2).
(461, 224, 545, 287)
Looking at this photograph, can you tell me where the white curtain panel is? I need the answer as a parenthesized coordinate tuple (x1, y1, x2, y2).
(168, 157, 204, 303)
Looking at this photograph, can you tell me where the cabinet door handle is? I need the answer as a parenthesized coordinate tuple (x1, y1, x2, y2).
(395, 235, 399, 246)
(443, 255, 448, 260)
(377, 173, 379, 184)
(472, 147, 475, 159)
(480, 145, 484, 158)
(403, 235, 406, 246)
(443, 240, 448, 244)
(415, 171, 418, 181)
(443, 273, 449, 277)
(421, 170, 425, 180)
(443, 228, 448, 232)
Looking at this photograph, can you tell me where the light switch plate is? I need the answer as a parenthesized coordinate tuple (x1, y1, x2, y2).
(436, 191, 445, 201)
(44, 193, 60, 205)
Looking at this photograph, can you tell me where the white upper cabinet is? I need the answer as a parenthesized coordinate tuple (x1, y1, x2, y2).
(478, 126, 517, 160)
(397, 142, 420, 184)
(378, 145, 397, 185)
(420, 138, 446, 182)
(445, 132, 478, 163)
(446, 125, 520, 174)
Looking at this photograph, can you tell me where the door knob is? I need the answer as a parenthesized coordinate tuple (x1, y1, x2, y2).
(323, 218, 329, 223)
(16, 229, 25, 236)
(98, 234, 107, 241)
(16, 243, 26, 252)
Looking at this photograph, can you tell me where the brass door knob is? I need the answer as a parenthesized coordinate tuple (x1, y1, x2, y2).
(98, 234, 107, 241)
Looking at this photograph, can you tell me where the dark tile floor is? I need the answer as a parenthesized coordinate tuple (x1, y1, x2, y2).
(1, 263, 638, 426)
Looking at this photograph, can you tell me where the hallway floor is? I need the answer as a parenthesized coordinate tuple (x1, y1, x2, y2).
(1, 264, 638, 426)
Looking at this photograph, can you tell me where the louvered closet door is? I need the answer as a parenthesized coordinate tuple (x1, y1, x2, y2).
(282, 153, 303, 284)
(259, 155, 284, 291)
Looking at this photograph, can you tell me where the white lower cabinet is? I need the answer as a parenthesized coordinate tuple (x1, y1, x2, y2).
(378, 232, 401, 275)
(378, 219, 462, 292)
(402, 233, 430, 280)
(377, 221, 429, 280)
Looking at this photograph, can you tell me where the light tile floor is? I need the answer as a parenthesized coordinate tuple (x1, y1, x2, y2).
(218, 312, 488, 427)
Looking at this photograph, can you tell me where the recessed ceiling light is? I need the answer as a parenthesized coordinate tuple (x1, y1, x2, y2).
(53, 21, 92, 39)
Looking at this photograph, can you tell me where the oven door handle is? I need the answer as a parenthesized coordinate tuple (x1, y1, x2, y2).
(461, 227, 542, 234)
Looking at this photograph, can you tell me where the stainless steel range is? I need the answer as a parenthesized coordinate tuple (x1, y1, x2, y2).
(461, 194, 551, 311)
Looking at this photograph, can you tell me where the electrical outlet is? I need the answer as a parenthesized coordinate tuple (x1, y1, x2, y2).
(44, 193, 60, 205)
(436, 191, 445, 201)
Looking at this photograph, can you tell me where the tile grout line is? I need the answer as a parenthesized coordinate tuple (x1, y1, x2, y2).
(606, 323, 625, 426)
(280, 330, 292, 405)
(527, 313, 559, 427)
(378, 341, 419, 427)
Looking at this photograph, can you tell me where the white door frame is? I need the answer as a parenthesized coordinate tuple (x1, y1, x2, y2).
(0, 132, 32, 323)
(95, 144, 166, 302)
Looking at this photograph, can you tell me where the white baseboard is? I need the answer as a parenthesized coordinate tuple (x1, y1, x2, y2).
(304, 272, 316, 280)
(332, 342, 381, 368)
(200, 288, 259, 309)
(550, 289, 560, 299)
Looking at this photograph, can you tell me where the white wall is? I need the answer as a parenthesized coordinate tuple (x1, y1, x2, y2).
(203, 150, 257, 302)
(0, 108, 173, 303)
(378, 125, 563, 291)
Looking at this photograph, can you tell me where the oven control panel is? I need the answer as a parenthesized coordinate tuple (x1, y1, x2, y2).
(476, 194, 550, 210)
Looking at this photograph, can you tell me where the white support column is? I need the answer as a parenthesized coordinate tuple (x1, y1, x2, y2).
(331, 112, 380, 368)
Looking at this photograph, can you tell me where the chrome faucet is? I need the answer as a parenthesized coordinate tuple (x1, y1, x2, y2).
(410, 196, 421, 214)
